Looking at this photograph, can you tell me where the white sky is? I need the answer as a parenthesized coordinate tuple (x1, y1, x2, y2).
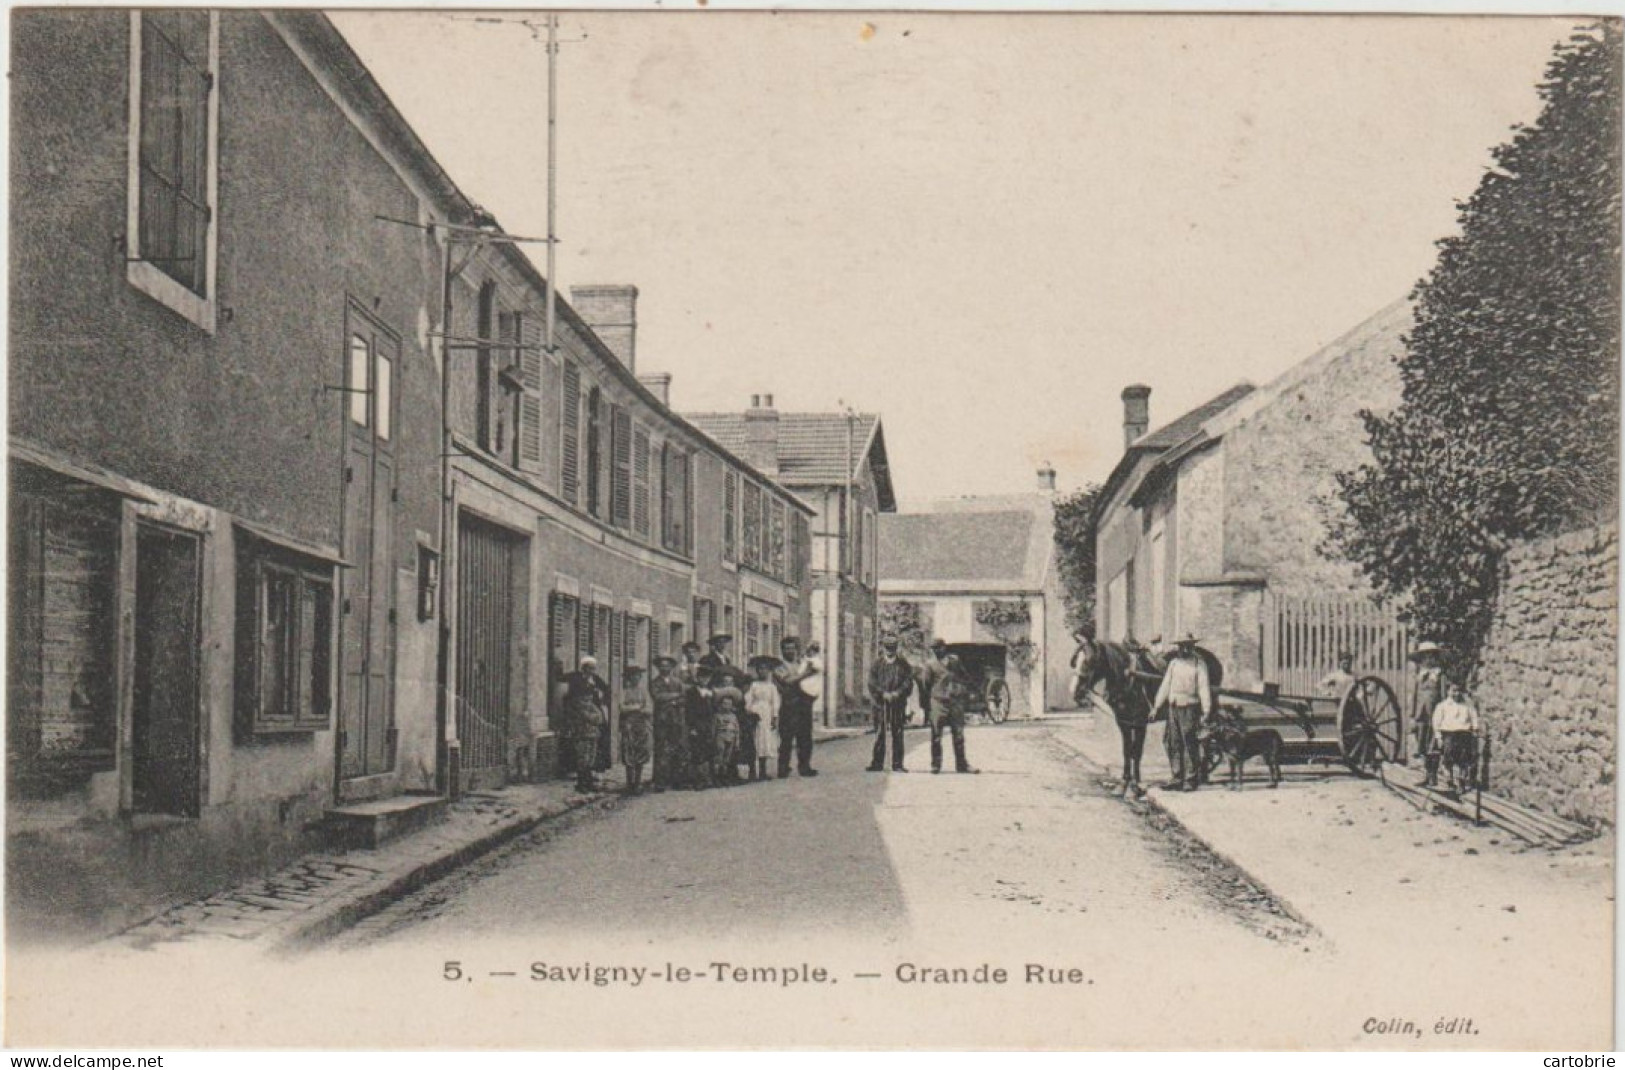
(332, 11, 1570, 500)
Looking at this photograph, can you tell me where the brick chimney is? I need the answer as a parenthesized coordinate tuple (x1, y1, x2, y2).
(639, 372, 672, 407)
(571, 284, 638, 372)
(1036, 464, 1057, 493)
(1121, 384, 1151, 449)
(744, 394, 780, 477)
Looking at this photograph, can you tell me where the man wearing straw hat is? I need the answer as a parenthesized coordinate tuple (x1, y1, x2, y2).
(1152, 632, 1213, 792)
(1409, 641, 1447, 788)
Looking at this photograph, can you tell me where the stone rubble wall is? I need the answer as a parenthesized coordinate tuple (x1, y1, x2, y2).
(1474, 524, 1617, 828)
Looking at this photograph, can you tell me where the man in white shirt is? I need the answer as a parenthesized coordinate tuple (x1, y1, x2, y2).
(1152, 633, 1214, 791)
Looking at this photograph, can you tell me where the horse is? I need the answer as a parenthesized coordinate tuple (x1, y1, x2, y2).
(1072, 638, 1164, 797)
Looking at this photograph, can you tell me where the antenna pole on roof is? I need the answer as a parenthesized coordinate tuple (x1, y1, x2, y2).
(544, 11, 558, 362)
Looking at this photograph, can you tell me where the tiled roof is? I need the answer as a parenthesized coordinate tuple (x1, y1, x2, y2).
(878, 509, 1044, 587)
(684, 412, 880, 487)
(1134, 383, 1258, 450)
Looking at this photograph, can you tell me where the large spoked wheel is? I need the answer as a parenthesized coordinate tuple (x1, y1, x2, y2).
(984, 678, 1011, 724)
(1338, 676, 1402, 777)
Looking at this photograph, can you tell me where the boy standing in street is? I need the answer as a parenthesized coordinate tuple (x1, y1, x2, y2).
(1432, 680, 1482, 794)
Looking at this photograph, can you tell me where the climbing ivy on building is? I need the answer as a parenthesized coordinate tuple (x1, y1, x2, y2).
(1052, 483, 1103, 633)
(1327, 22, 1621, 671)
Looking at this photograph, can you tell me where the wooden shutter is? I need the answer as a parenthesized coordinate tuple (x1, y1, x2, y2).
(594, 604, 611, 662)
(633, 424, 651, 538)
(675, 451, 691, 554)
(661, 445, 674, 550)
(578, 594, 594, 656)
(611, 405, 632, 528)
(723, 471, 738, 564)
(519, 314, 543, 471)
(770, 499, 787, 580)
(742, 482, 762, 569)
(561, 362, 581, 504)
(9, 494, 119, 766)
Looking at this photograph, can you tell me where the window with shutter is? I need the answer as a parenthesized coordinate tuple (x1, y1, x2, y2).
(548, 593, 577, 731)
(663, 448, 691, 555)
(723, 471, 738, 564)
(128, 11, 218, 330)
(611, 406, 632, 528)
(742, 482, 762, 570)
(633, 425, 651, 538)
(519, 314, 543, 470)
(561, 362, 581, 503)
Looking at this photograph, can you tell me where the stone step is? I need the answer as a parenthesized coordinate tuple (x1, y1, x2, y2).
(323, 793, 449, 851)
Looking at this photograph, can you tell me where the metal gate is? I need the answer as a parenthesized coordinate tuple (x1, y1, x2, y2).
(1262, 593, 1414, 706)
(455, 514, 524, 790)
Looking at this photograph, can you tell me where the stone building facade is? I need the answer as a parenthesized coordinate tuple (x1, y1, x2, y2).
(1095, 299, 1410, 688)
(1474, 524, 1618, 828)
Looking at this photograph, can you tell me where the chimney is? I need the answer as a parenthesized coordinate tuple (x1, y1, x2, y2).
(570, 284, 638, 372)
(1121, 384, 1151, 449)
(639, 372, 672, 407)
(744, 393, 780, 477)
(1036, 464, 1057, 493)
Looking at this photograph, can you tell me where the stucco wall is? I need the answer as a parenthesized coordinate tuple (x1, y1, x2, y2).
(11, 12, 442, 553)
(1474, 524, 1618, 828)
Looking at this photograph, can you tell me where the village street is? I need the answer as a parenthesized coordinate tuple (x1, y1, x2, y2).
(301, 718, 1611, 1050)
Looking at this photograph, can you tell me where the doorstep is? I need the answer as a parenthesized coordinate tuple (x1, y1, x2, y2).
(323, 792, 449, 850)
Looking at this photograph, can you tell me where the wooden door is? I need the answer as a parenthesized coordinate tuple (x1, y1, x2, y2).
(456, 513, 520, 789)
(131, 524, 201, 816)
(339, 313, 400, 788)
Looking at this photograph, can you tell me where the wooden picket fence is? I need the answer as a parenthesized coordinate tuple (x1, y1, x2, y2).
(1261, 593, 1415, 710)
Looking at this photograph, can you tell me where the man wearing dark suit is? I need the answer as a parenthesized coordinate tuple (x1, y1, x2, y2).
(866, 633, 915, 772)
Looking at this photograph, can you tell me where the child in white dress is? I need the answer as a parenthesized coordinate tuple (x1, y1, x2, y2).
(745, 657, 781, 782)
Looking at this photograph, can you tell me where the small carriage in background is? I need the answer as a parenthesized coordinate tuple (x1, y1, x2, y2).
(939, 642, 1013, 725)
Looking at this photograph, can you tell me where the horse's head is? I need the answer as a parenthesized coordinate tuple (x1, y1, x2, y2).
(1072, 637, 1109, 701)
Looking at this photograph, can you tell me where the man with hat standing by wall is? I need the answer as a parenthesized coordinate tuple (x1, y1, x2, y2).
(1152, 633, 1213, 791)
(1409, 641, 1447, 788)
(866, 633, 916, 772)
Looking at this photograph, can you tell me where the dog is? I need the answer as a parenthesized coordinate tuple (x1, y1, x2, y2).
(1205, 709, 1284, 790)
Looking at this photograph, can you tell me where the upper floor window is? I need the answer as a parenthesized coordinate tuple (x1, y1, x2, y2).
(661, 445, 692, 556)
(127, 10, 218, 330)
